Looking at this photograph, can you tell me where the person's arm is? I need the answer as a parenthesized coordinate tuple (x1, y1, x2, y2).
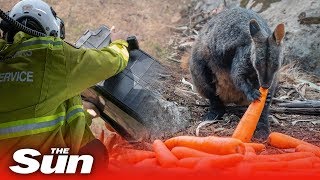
(65, 39, 129, 98)
(0, 39, 6, 50)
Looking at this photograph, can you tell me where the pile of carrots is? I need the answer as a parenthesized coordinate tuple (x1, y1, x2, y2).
(107, 87, 320, 176)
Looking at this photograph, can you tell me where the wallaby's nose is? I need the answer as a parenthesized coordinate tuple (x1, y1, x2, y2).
(261, 84, 270, 89)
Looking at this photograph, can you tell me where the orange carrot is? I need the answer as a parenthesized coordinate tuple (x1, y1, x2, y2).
(178, 154, 244, 169)
(164, 136, 245, 155)
(286, 157, 320, 169)
(164, 168, 193, 174)
(244, 152, 316, 162)
(296, 144, 320, 157)
(134, 158, 159, 168)
(153, 139, 178, 168)
(116, 149, 155, 164)
(245, 145, 256, 156)
(268, 132, 319, 149)
(314, 163, 320, 168)
(194, 154, 244, 170)
(253, 170, 320, 178)
(109, 158, 132, 169)
(245, 143, 266, 153)
(266, 152, 315, 161)
(265, 152, 316, 161)
(178, 157, 202, 169)
(247, 157, 319, 171)
(171, 146, 218, 159)
(244, 154, 278, 162)
(247, 161, 287, 171)
(232, 87, 268, 142)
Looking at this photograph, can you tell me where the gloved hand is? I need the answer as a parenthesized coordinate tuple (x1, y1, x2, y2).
(110, 26, 128, 41)
(83, 96, 106, 119)
(83, 100, 100, 119)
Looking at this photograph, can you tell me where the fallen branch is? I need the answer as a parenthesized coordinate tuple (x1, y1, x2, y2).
(270, 107, 320, 115)
(292, 119, 320, 126)
(278, 100, 320, 108)
(225, 106, 320, 116)
(194, 99, 320, 115)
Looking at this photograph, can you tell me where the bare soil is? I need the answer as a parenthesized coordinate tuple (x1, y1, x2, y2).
(1, 0, 319, 147)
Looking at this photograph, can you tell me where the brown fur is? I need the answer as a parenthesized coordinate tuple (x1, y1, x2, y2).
(214, 69, 250, 105)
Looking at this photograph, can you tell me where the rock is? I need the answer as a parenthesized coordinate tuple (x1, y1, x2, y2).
(255, 0, 320, 76)
(138, 92, 191, 140)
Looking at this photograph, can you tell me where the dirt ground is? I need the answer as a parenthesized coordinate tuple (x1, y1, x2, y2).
(1, 0, 319, 147)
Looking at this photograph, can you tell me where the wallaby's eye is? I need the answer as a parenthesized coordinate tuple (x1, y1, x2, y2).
(267, 45, 281, 72)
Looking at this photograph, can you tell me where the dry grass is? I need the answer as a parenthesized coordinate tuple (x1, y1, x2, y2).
(1, 0, 191, 60)
(279, 63, 312, 85)
(277, 62, 320, 100)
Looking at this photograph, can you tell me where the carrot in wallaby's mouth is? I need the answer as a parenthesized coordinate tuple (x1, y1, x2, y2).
(232, 87, 269, 142)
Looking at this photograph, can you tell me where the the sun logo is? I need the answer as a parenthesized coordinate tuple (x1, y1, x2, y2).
(10, 148, 94, 174)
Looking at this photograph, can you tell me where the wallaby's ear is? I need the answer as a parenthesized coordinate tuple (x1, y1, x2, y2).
(249, 19, 261, 37)
(273, 23, 285, 45)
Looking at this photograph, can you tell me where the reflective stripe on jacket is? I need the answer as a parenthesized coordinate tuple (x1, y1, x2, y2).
(0, 32, 128, 155)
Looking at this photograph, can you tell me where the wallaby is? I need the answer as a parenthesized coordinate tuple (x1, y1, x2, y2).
(189, 7, 285, 139)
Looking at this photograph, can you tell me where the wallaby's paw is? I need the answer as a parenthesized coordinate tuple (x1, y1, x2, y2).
(246, 89, 261, 102)
(253, 124, 270, 141)
(202, 109, 225, 121)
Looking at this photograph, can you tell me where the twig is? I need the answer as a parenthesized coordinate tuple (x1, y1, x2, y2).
(158, 73, 172, 78)
(181, 78, 194, 91)
(196, 118, 218, 136)
(191, 12, 205, 20)
(287, 89, 296, 97)
(292, 119, 320, 126)
(269, 115, 284, 127)
(190, 16, 211, 29)
(274, 114, 288, 120)
(226, 106, 320, 116)
(281, 85, 295, 90)
(294, 86, 307, 100)
(167, 26, 189, 32)
(174, 88, 199, 98)
(272, 98, 291, 103)
(298, 79, 320, 92)
(167, 57, 180, 63)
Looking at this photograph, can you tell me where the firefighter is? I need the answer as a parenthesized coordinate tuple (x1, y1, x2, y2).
(0, 0, 128, 168)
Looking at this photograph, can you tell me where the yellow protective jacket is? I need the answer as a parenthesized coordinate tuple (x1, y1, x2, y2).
(0, 32, 128, 158)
